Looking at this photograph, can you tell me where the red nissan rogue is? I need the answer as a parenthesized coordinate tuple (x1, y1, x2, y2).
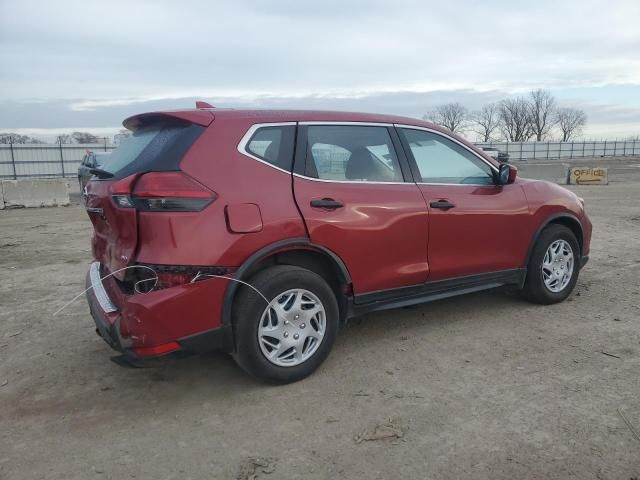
(84, 105, 592, 383)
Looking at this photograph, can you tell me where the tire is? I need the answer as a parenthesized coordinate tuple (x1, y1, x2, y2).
(232, 265, 339, 384)
(522, 224, 580, 304)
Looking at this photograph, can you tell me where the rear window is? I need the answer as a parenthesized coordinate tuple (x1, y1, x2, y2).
(102, 122, 204, 179)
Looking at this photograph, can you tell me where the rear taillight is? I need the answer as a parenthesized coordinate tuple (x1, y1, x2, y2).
(110, 172, 216, 212)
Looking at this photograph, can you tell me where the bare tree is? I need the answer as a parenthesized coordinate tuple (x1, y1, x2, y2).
(424, 103, 468, 134)
(499, 97, 533, 142)
(57, 134, 73, 144)
(470, 103, 501, 142)
(71, 131, 99, 144)
(529, 89, 557, 141)
(556, 108, 586, 141)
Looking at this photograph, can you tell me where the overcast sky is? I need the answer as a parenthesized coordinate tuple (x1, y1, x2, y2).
(1, 0, 639, 140)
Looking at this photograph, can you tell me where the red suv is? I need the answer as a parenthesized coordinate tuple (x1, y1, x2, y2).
(85, 106, 591, 383)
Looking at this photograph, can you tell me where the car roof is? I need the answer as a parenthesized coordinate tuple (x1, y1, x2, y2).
(125, 108, 442, 131)
(123, 107, 499, 167)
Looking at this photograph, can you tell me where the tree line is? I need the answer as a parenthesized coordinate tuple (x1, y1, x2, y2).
(425, 89, 587, 142)
(0, 129, 131, 145)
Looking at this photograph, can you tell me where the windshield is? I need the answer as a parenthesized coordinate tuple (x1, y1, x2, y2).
(94, 153, 111, 167)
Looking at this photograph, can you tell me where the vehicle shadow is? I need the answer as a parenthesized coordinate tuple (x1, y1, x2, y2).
(102, 287, 524, 380)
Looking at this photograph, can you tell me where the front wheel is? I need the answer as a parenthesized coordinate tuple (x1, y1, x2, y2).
(522, 224, 581, 304)
(232, 265, 339, 384)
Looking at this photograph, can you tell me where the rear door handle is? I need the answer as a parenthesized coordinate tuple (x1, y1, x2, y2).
(310, 198, 344, 209)
(429, 199, 456, 210)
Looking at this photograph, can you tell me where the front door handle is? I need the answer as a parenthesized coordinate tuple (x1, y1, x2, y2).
(310, 198, 344, 209)
(429, 199, 456, 210)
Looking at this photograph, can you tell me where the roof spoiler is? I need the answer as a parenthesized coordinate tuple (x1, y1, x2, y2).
(195, 101, 214, 109)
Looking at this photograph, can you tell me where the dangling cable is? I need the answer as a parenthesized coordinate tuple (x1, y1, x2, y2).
(191, 272, 271, 307)
(53, 265, 158, 316)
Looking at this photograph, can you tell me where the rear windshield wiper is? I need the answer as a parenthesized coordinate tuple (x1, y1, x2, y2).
(89, 168, 114, 179)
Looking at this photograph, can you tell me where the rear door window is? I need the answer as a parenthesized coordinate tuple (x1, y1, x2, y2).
(304, 125, 403, 182)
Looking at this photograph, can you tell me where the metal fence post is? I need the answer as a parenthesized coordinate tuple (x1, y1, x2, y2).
(570, 141, 574, 159)
(519, 142, 523, 161)
(603, 139, 607, 158)
(9, 136, 17, 179)
(582, 140, 585, 158)
(58, 137, 65, 177)
(546, 141, 549, 160)
(533, 141, 536, 160)
(634, 140, 637, 156)
(104, 137, 108, 152)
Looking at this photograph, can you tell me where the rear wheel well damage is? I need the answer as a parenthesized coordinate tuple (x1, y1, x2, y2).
(223, 244, 352, 350)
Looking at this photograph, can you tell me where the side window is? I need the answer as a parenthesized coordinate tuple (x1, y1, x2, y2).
(246, 125, 296, 171)
(305, 125, 403, 182)
(400, 129, 494, 185)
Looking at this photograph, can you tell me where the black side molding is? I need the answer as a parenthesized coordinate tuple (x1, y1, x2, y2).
(349, 269, 526, 318)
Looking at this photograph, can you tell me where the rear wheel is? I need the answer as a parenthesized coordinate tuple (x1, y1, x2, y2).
(522, 224, 580, 304)
(232, 265, 339, 384)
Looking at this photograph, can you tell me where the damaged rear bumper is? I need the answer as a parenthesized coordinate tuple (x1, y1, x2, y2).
(85, 262, 234, 366)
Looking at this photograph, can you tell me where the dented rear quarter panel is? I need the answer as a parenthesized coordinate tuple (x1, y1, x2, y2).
(135, 116, 307, 268)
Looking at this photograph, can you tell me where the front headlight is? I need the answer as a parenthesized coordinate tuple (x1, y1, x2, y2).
(577, 197, 585, 209)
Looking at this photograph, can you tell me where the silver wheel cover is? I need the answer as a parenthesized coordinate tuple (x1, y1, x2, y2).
(258, 288, 326, 367)
(541, 239, 574, 293)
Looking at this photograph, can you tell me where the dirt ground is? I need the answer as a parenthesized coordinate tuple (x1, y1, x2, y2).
(1, 158, 639, 480)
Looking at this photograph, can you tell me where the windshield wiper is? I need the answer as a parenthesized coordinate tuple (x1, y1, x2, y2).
(89, 168, 114, 179)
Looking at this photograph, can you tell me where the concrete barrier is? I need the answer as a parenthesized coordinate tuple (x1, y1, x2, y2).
(0, 178, 70, 208)
(568, 167, 608, 185)
(515, 162, 569, 184)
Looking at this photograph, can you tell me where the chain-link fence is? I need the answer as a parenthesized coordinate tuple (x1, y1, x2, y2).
(0, 138, 116, 179)
(1, 138, 640, 179)
(475, 140, 640, 161)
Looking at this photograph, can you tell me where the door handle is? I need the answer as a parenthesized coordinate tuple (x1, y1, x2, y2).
(310, 198, 344, 209)
(429, 199, 456, 210)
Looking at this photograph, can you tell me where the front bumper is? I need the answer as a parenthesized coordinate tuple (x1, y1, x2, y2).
(85, 262, 234, 365)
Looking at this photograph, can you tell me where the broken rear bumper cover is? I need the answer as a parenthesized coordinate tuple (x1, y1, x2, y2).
(85, 262, 234, 365)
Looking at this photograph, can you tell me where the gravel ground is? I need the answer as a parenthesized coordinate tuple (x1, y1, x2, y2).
(1, 158, 639, 479)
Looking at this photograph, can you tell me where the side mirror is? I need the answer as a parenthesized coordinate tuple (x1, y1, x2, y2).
(497, 163, 517, 185)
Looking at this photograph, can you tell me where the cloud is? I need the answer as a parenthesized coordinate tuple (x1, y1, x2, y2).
(0, 0, 639, 137)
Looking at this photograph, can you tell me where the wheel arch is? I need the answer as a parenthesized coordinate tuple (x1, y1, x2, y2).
(222, 238, 352, 334)
(525, 213, 584, 268)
